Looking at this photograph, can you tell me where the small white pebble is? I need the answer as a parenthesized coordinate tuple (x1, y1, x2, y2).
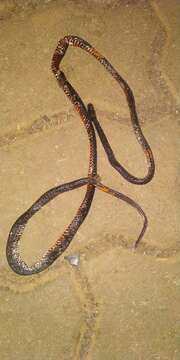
(65, 254, 80, 267)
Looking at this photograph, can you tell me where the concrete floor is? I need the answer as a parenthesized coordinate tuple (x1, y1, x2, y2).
(0, 0, 180, 359)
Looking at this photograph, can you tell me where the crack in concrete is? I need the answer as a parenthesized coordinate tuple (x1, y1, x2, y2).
(149, 0, 180, 112)
(67, 266, 99, 360)
(150, 0, 180, 106)
(0, 111, 72, 147)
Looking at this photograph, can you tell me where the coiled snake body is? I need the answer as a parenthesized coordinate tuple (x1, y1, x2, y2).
(6, 35, 155, 275)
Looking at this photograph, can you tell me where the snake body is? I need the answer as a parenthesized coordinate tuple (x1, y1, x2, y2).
(6, 35, 155, 275)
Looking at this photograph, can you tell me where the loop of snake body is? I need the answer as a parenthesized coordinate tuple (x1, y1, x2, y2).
(6, 35, 155, 275)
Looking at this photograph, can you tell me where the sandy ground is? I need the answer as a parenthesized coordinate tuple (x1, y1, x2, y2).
(0, 0, 180, 359)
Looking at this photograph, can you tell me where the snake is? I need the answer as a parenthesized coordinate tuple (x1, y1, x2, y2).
(6, 35, 155, 275)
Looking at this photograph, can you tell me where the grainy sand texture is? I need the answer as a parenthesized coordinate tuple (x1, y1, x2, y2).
(0, 1, 180, 359)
